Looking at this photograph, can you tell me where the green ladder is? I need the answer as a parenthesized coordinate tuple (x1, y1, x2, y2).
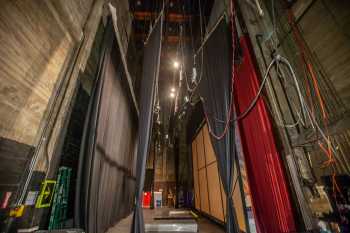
(48, 166, 72, 230)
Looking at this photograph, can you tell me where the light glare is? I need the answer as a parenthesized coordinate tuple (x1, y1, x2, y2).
(173, 61, 179, 69)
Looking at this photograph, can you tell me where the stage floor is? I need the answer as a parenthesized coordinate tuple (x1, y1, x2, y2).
(106, 208, 224, 233)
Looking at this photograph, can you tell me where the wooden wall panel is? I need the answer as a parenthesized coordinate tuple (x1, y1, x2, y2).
(196, 131, 206, 169)
(232, 173, 247, 231)
(220, 179, 227, 219)
(199, 168, 210, 214)
(191, 124, 247, 231)
(192, 141, 201, 210)
(220, 169, 246, 231)
(203, 124, 216, 165)
(232, 165, 246, 231)
(206, 162, 224, 221)
(220, 169, 247, 231)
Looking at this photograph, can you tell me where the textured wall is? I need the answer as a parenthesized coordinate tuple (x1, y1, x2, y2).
(0, 0, 132, 171)
(0, 0, 133, 230)
(0, 0, 94, 145)
(298, 1, 350, 107)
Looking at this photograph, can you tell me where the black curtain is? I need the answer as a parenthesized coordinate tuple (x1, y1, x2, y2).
(198, 19, 240, 233)
(131, 16, 163, 233)
(75, 18, 138, 233)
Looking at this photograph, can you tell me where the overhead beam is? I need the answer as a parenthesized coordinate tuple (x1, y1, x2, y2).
(134, 33, 190, 43)
(133, 11, 192, 23)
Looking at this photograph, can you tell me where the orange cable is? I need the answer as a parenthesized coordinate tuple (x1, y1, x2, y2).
(287, 9, 342, 199)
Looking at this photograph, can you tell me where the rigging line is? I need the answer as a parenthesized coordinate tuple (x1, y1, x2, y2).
(194, 13, 226, 57)
(280, 56, 340, 157)
(275, 60, 306, 127)
(184, 41, 200, 92)
(186, 12, 227, 93)
(202, 0, 236, 140)
(185, 0, 235, 106)
(179, 4, 193, 93)
(272, 3, 337, 193)
(286, 10, 343, 186)
(183, 0, 206, 94)
(188, 14, 225, 96)
(199, 0, 204, 42)
(194, 0, 205, 86)
(183, 2, 234, 117)
(144, 4, 165, 44)
(287, 10, 330, 122)
(187, 2, 195, 55)
(187, 1, 231, 97)
(270, 0, 279, 51)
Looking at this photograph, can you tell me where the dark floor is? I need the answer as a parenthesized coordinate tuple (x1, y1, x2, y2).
(106, 208, 224, 233)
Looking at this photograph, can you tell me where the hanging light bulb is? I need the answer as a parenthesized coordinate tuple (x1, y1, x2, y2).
(192, 67, 197, 83)
(184, 96, 189, 102)
(170, 92, 175, 98)
(171, 87, 176, 92)
(173, 60, 180, 69)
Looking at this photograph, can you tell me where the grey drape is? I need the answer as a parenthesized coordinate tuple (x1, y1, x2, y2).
(75, 19, 138, 233)
(198, 19, 240, 233)
(131, 15, 163, 233)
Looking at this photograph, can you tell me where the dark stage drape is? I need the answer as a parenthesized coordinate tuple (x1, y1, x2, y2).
(198, 19, 240, 233)
(131, 16, 163, 233)
(75, 19, 138, 233)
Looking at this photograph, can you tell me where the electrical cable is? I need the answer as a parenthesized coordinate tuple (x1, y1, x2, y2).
(287, 10, 346, 200)
(201, 35, 301, 139)
(184, 1, 332, 144)
(279, 56, 347, 192)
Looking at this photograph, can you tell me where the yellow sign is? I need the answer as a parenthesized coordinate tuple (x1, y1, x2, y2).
(9, 205, 25, 217)
(35, 180, 56, 208)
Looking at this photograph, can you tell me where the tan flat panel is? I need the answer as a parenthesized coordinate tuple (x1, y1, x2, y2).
(206, 162, 225, 221)
(203, 124, 217, 165)
(220, 178, 227, 220)
(199, 168, 210, 214)
(192, 141, 200, 210)
(232, 172, 247, 232)
(220, 169, 247, 232)
(192, 140, 198, 172)
(194, 177, 200, 210)
(196, 130, 206, 169)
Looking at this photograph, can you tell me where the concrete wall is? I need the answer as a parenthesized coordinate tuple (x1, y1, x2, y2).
(0, 0, 132, 230)
(0, 0, 132, 172)
(297, 1, 350, 107)
(0, 0, 93, 145)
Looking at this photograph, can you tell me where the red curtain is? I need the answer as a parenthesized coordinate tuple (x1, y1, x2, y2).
(234, 36, 296, 233)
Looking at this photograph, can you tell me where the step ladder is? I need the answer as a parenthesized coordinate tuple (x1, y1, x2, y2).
(48, 167, 72, 230)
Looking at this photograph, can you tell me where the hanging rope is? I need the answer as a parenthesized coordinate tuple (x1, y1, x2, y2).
(287, 10, 344, 202)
